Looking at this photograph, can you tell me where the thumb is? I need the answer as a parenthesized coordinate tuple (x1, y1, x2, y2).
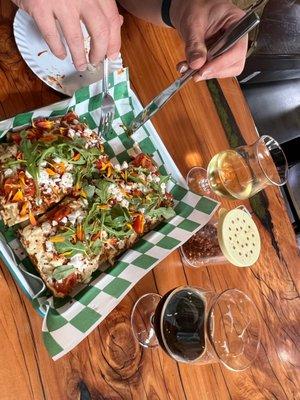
(184, 29, 207, 70)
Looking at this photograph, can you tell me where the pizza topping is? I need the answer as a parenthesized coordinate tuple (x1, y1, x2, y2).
(45, 240, 56, 253)
(4, 168, 14, 178)
(29, 211, 37, 225)
(41, 222, 53, 235)
(60, 173, 73, 189)
(132, 214, 145, 234)
(2, 113, 177, 296)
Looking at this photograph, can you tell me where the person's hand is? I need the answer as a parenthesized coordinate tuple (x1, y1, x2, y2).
(170, 0, 248, 80)
(12, 0, 123, 71)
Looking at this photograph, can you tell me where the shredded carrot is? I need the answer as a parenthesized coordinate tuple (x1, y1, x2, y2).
(91, 232, 101, 241)
(34, 120, 55, 130)
(12, 190, 24, 202)
(106, 166, 113, 178)
(39, 134, 57, 142)
(29, 211, 37, 226)
(49, 236, 65, 243)
(54, 162, 66, 174)
(18, 172, 26, 187)
(72, 153, 81, 161)
(76, 224, 84, 241)
(46, 168, 57, 176)
(20, 202, 29, 217)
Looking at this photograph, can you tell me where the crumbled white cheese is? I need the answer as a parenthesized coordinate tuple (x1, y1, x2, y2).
(45, 241, 55, 253)
(69, 253, 88, 273)
(68, 209, 85, 225)
(161, 182, 166, 194)
(137, 183, 150, 194)
(40, 161, 47, 167)
(153, 175, 160, 183)
(41, 222, 52, 235)
(60, 173, 73, 189)
(139, 208, 145, 214)
(42, 186, 53, 195)
(61, 217, 68, 224)
(67, 128, 76, 138)
(52, 220, 58, 226)
(146, 174, 153, 182)
(83, 128, 93, 136)
(66, 163, 73, 172)
(114, 164, 121, 172)
(120, 199, 129, 208)
(38, 169, 51, 185)
(69, 253, 84, 269)
(100, 230, 108, 240)
(36, 197, 43, 206)
(108, 183, 124, 202)
(4, 168, 13, 178)
(53, 157, 61, 163)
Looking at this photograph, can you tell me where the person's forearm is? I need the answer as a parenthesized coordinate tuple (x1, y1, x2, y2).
(117, 0, 166, 25)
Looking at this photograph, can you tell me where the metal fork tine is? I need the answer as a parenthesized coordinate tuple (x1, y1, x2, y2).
(98, 57, 115, 137)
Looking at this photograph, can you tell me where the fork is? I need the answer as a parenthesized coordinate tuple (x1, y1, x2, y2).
(99, 57, 115, 136)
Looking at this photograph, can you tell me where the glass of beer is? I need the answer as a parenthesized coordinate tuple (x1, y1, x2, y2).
(131, 286, 261, 371)
(187, 135, 288, 199)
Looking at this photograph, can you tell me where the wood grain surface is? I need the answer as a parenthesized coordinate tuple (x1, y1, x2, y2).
(0, 3, 299, 399)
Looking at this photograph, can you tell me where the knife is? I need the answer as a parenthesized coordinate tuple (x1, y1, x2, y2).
(128, 3, 262, 134)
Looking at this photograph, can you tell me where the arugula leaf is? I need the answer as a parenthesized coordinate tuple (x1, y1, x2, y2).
(104, 226, 132, 238)
(54, 240, 86, 257)
(52, 265, 76, 281)
(111, 204, 130, 220)
(83, 184, 96, 200)
(127, 175, 144, 184)
(147, 207, 175, 220)
(90, 239, 103, 255)
(94, 180, 112, 204)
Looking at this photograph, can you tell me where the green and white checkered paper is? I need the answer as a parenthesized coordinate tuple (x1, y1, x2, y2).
(0, 68, 218, 359)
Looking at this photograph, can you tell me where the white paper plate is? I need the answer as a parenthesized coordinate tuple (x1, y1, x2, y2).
(13, 9, 123, 96)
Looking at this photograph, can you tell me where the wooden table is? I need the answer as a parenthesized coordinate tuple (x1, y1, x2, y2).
(0, 3, 299, 399)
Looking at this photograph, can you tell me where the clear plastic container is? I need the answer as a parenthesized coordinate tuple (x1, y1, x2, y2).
(180, 206, 261, 268)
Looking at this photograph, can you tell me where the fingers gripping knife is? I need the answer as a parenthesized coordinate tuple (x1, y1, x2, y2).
(128, 0, 267, 134)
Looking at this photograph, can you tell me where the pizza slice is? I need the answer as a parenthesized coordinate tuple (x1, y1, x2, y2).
(19, 153, 175, 297)
(0, 113, 105, 226)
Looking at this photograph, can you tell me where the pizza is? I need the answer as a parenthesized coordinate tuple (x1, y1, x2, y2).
(0, 112, 106, 226)
(19, 153, 175, 297)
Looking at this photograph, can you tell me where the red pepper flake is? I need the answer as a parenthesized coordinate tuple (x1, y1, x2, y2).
(181, 224, 222, 264)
